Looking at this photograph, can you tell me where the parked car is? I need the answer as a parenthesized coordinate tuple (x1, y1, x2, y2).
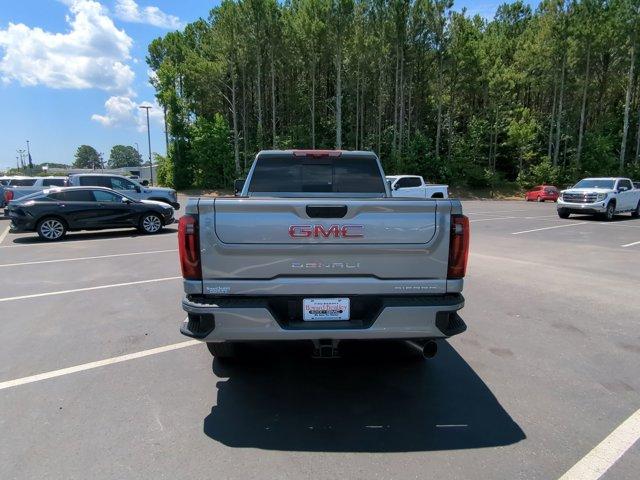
(386, 175, 449, 198)
(179, 150, 468, 360)
(67, 174, 179, 209)
(3, 176, 68, 205)
(5, 186, 175, 241)
(525, 185, 559, 202)
(557, 177, 640, 220)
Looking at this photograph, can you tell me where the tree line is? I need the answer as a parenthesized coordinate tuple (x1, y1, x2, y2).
(73, 145, 144, 170)
(147, 0, 640, 190)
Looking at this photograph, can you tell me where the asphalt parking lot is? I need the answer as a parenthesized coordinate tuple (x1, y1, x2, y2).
(0, 197, 638, 480)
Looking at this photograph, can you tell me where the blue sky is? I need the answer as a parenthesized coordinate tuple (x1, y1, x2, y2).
(0, 0, 531, 171)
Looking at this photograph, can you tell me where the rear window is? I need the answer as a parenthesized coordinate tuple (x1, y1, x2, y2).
(42, 178, 67, 187)
(9, 179, 37, 186)
(249, 155, 385, 195)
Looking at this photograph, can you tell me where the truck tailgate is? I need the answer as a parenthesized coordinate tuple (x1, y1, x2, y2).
(194, 198, 454, 290)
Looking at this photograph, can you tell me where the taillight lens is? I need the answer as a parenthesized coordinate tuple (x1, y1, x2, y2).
(5, 190, 14, 202)
(178, 215, 201, 280)
(448, 215, 470, 279)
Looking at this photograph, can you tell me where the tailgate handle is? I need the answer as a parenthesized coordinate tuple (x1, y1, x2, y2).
(306, 205, 348, 218)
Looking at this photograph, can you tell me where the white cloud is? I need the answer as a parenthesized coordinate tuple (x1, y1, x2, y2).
(0, 0, 134, 94)
(92, 95, 163, 131)
(115, 0, 182, 29)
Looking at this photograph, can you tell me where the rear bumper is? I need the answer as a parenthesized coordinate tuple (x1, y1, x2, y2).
(7, 214, 35, 232)
(180, 294, 465, 341)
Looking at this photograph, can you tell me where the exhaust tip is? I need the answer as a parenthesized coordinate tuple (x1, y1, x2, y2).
(422, 340, 438, 359)
(406, 339, 438, 359)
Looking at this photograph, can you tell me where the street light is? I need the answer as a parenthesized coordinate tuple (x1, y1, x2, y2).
(139, 105, 153, 185)
(16, 149, 26, 171)
(26, 140, 32, 172)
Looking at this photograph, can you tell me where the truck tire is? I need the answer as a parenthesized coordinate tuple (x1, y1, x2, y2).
(602, 202, 616, 221)
(632, 201, 640, 218)
(206, 342, 236, 359)
(557, 209, 570, 219)
(36, 217, 67, 241)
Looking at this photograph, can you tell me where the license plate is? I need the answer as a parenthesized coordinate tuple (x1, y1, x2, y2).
(303, 298, 350, 321)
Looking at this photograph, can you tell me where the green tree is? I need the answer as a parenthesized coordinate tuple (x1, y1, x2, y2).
(145, 0, 640, 190)
(191, 113, 235, 189)
(108, 145, 142, 168)
(73, 145, 102, 169)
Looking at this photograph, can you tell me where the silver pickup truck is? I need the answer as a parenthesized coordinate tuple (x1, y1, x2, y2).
(179, 150, 469, 360)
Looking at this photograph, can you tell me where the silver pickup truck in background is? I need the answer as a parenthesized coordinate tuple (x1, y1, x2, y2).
(68, 174, 180, 209)
(2, 177, 67, 206)
(179, 150, 469, 360)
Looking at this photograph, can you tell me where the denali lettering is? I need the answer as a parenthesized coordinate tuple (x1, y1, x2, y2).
(292, 262, 361, 269)
(289, 224, 364, 238)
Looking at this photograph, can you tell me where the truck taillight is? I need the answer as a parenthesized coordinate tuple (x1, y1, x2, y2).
(5, 190, 14, 202)
(178, 215, 201, 280)
(447, 215, 469, 279)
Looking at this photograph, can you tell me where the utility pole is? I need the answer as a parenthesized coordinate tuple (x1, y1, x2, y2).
(26, 140, 32, 173)
(139, 105, 153, 185)
(16, 149, 26, 171)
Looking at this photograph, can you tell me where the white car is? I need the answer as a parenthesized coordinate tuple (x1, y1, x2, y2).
(386, 175, 448, 199)
(557, 177, 640, 220)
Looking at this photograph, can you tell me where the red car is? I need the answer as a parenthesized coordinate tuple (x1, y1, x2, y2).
(525, 185, 559, 202)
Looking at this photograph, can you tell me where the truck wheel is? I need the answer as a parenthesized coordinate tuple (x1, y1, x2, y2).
(602, 202, 615, 221)
(139, 213, 163, 234)
(206, 342, 236, 359)
(632, 201, 640, 218)
(557, 209, 570, 219)
(37, 217, 67, 241)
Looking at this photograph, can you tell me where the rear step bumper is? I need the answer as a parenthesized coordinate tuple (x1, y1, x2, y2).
(180, 294, 465, 341)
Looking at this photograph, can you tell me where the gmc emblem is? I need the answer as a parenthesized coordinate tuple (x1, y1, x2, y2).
(289, 224, 364, 238)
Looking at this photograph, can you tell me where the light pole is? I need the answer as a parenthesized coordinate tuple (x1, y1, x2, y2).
(26, 140, 32, 172)
(16, 149, 26, 171)
(139, 105, 153, 185)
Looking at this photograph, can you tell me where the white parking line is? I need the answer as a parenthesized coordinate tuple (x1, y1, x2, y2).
(0, 340, 200, 391)
(470, 216, 518, 223)
(512, 223, 586, 235)
(621, 240, 640, 248)
(0, 249, 177, 268)
(558, 408, 640, 480)
(0, 276, 182, 303)
(471, 215, 559, 223)
(0, 224, 10, 245)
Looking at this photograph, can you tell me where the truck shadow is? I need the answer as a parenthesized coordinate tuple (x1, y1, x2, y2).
(203, 340, 525, 452)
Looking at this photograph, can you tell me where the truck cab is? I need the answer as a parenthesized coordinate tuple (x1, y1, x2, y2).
(386, 175, 448, 199)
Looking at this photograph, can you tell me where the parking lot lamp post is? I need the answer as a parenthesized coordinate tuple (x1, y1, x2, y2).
(139, 105, 153, 185)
